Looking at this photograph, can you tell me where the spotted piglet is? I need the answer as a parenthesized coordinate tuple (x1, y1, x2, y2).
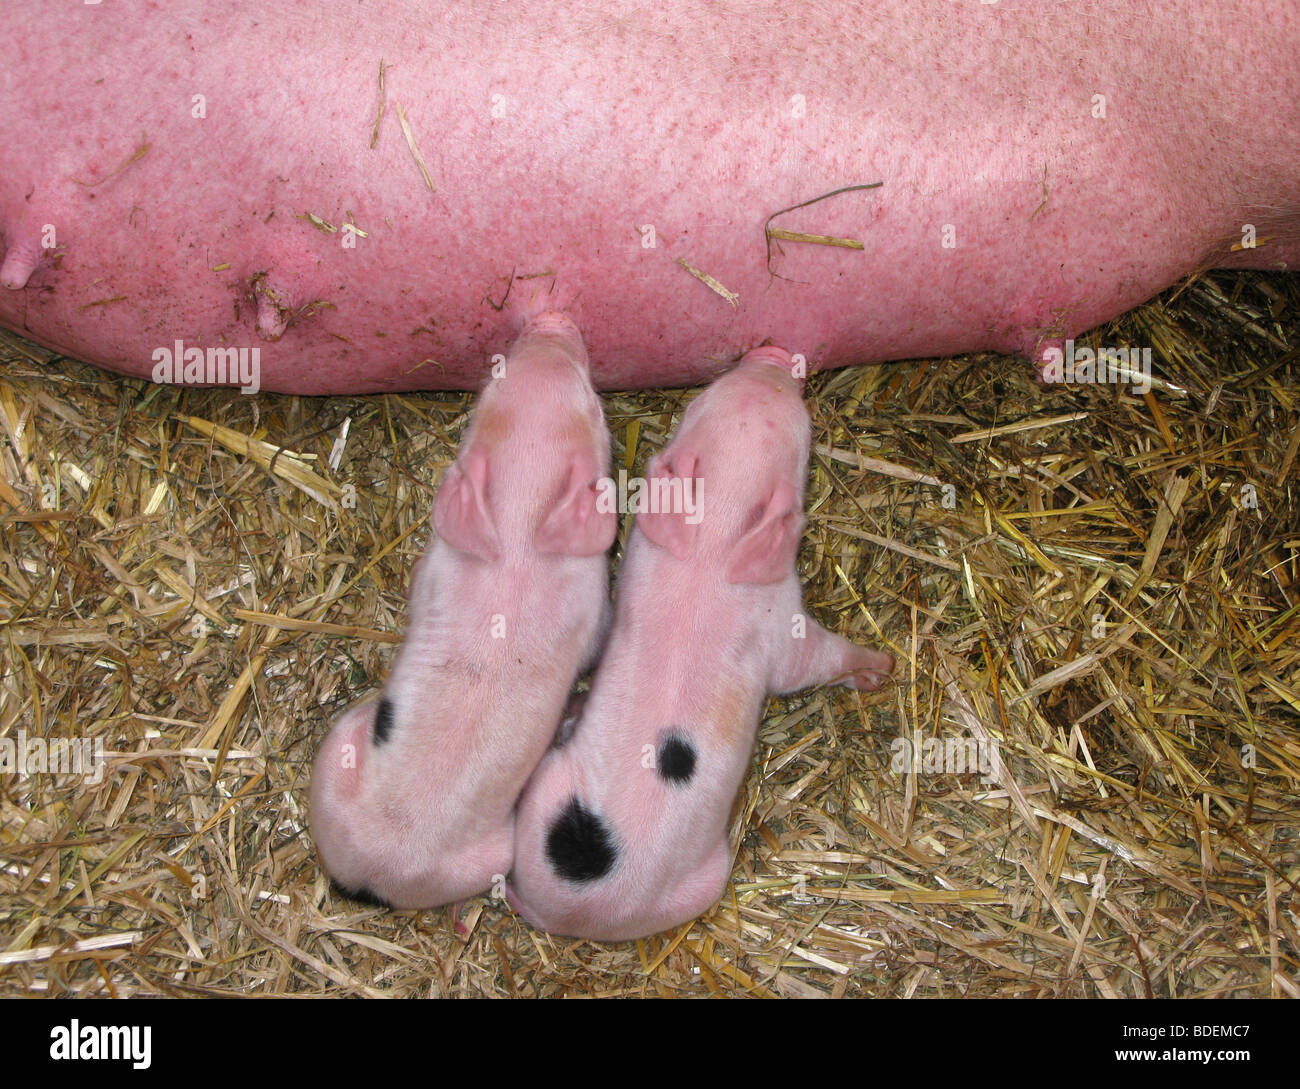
(507, 346, 893, 941)
(310, 310, 616, 909)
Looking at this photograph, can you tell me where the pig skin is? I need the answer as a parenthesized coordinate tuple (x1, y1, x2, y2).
(1, 1, 1297, 393)
(507, 346, 894, 941)
(309, 310, 616, 909)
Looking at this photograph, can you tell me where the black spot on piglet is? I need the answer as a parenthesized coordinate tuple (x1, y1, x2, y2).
(547, 798, 616, 882)
(330, 879, 391, 909)
(373, 697, 395, 745)
(657, 731, 696, 784)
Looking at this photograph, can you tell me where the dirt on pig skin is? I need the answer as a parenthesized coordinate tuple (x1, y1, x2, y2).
(1, 1, 1297, 393)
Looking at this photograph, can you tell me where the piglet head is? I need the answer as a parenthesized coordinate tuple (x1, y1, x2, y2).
(638, 346, 809, 579)
(432, 310, 616, 561)
(434, 436, 614, 560)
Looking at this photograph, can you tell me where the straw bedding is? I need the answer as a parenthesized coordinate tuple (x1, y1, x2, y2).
(0, 268, 1296, 997)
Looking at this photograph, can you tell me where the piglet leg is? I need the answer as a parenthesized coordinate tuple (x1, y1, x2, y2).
(772, 618, 894, 693)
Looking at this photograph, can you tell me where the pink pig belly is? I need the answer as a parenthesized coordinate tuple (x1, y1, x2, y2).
(1, 2, 1296, 394)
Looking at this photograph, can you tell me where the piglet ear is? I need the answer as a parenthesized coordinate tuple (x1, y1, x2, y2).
(432, 445, 501, 561)
(726, 480, 803, 585)
(636, 447, 701, 560)
(534, 451, 617, 556)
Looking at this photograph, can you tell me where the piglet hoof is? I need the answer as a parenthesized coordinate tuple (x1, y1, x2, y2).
(845, 649, 895, 691)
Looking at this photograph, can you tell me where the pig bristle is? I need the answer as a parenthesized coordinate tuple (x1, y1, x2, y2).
(508, 277, 579, 333)
(372, 697, 395, 745)
(546, 798, 617, 882)
(656, 731, 697, 784)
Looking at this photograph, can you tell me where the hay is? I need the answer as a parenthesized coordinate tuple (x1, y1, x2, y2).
(0, 268, 1297, 998)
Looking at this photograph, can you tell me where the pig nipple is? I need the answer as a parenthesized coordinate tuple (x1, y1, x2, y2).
(739, 345, 794, 370)
(737, 345, 803, 392)
(0, 242, 40, 290)
(524, 309, 581, 338)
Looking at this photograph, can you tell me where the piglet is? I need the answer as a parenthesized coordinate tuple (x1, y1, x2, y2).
(310, 309, 616, 909)
(507, 345, 893, 941)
